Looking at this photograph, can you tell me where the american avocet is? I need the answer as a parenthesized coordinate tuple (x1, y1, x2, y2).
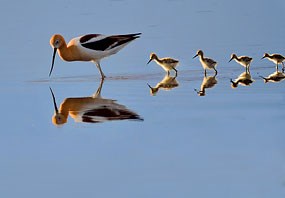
(194, 73, 217, 96)
(229, 54, 252, 71)
(50, 80, 143, 125)
(49, 33, 141, 78)
(260, 71, 285, 83)
(230, 71, 254, 88)
(193, 50, 217, 75)
(147, 53, 179, 75)
(261, 53, 285, 72)
(147, 74, 179, 96)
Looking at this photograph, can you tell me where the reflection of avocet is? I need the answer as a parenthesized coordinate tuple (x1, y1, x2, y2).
(229, 53, 252, 72)
(230, 70, 254, 88)
(147, 53, 179, 75)
(194, 73, 217, 96)
(49, 33, 141, 78)
(193, 50, 218, 75)
(260, 71, 285, 83)
(49, 80, 143, 126)
(147, 74, 179, 96)
(261, 53, 285, 72)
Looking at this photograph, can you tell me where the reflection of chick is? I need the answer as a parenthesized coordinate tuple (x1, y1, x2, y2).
(231, 71, 254, 88)
(147, 74, 179, 96)
(50, 80, 143, 126)
(260, 71, 285, 83)
(195, 74, 217, 96)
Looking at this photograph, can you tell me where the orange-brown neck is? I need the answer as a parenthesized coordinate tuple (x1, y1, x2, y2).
(57, 44, 78, 62)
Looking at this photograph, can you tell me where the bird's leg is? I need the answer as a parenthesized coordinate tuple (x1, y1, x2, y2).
(167, 71, 170, 76)
(276, 63, 279, 72)
(95, 62, 106, 79)
(204, 69, 207, 76)
(173, 68, 178, 77)
(282, 62, 285, 73)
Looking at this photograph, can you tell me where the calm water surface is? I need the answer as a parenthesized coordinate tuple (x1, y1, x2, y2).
(1, 0, 285, 197)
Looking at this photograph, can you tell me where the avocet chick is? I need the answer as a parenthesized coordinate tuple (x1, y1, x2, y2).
(147, 53, 179, 75)
(261, 53, 285, 72)
(193, 50, 217, 75)
(229, 54, 252, 71)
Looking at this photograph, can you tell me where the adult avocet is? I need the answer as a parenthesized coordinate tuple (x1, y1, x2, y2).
(261, 53, 285, 72)
(229, 54, 252, 71)
(193, 50, 218, 75)
(49, 33, 141, 78)
(147, 53, 179, 75)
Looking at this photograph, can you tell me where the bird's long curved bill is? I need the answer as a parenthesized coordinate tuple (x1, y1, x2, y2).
(193, 54, 198, 59)
(49, 48, 57, 77)
(261, 56, 265, 60)
(49, 87, 59, 114)
(228, 58, 234, 62)
(147, 59, 152, 64)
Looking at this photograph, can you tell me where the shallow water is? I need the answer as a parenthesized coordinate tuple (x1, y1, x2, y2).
(1, 0, 285, 197)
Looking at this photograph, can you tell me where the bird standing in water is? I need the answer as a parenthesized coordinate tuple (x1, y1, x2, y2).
(261, 53, 285, 72)
(49, 33, 141, 78)
(147, 53, 179, 75)
(193, 50, 218, 75)
(229, 53, 252, 72)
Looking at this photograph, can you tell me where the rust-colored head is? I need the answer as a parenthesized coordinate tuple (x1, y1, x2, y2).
(50, 34, 65, 49)
(49, 34, 66, 77)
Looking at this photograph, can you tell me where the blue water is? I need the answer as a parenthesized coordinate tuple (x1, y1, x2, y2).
(1, 0, 285, 197)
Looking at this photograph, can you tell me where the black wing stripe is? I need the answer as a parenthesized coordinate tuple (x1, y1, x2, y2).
(79, 34, 101, 43)
(81, 34, 141, 51)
